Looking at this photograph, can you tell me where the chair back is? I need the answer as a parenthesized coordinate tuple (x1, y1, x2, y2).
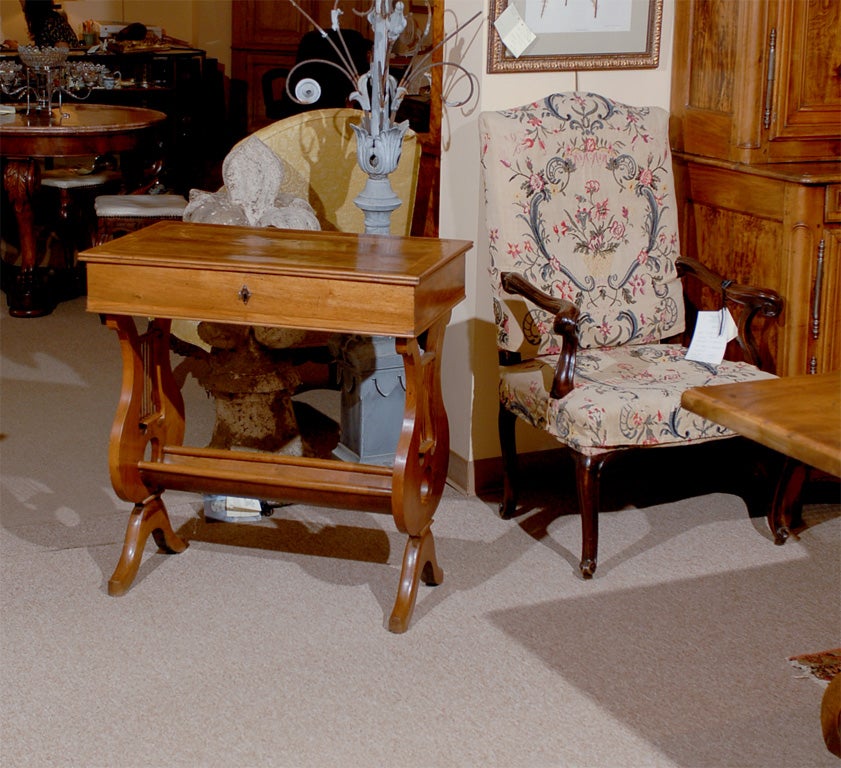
(480, 92, 686, 358)
(246, 107, 421, 236)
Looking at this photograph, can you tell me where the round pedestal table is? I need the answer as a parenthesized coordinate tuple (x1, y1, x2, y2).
(0, 104, 166, 316)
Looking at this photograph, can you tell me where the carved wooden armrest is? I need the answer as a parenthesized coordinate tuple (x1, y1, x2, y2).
(500, 271, 579, 398)
(676, 255, 783, 369)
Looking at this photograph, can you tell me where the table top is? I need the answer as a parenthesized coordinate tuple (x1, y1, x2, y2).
(81, 220, 468, 281)
(81, 221, 472, 337)
(0, 104, 166, 157)
(681, 371, 841, 477)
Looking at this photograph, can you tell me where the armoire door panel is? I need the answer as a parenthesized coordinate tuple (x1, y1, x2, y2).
(812, 228, 841, 373)
(773, 0, 841, 142)
(672, 0, 841, 163)
(690, 204, 785, 373)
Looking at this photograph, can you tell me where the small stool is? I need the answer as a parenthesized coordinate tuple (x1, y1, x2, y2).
(40, 167, 122, 269)
(94, 194, 188, 246)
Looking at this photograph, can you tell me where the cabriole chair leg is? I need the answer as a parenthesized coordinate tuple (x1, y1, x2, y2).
(575, 452, 608, 579)
(498, 403, 519, 518)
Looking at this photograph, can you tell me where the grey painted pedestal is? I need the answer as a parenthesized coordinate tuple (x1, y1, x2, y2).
(332, 334, 405, 466)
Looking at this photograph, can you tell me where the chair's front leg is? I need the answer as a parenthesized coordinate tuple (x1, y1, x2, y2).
(498, 403, 519, 518)
(575, 452, 606, 579)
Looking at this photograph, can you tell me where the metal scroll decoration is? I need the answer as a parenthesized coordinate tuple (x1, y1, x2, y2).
(287, 0, 481, 235)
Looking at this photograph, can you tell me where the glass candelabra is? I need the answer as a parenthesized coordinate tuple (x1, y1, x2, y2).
(0, 46, 92, 116)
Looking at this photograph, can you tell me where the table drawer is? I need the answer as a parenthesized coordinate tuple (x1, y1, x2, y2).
(86, 263, 419, 336)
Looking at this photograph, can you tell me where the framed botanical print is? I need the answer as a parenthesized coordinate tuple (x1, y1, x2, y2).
(487, 0, 663, 74)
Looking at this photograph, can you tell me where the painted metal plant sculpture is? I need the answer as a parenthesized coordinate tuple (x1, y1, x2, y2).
(287, 0, 480, 234)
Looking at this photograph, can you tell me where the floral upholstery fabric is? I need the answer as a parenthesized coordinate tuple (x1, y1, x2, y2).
(480, 92, 685, 354)
(499, 345, 777, 453)
(482, 93, 778, 453)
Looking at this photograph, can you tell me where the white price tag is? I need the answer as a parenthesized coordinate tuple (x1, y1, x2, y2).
(494, 4, 537, 58)
(225, 496, 262, 517)
(685, 309, 738, 366)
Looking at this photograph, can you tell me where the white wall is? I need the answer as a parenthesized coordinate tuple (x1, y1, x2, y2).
(439, 0, 675, 491)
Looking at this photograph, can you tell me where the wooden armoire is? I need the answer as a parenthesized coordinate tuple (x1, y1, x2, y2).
(231, 0, 443, 237)
(670, 0, 841, 376)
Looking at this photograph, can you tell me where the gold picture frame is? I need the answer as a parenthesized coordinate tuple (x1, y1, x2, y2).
(487, 0, 663, 74)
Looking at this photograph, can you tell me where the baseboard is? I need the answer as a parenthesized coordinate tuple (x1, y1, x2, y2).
(449, 449, 565, 497)
(446, 450, 472, 494)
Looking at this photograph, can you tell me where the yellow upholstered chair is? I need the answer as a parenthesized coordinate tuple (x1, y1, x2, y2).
(244, 107, 421, 236)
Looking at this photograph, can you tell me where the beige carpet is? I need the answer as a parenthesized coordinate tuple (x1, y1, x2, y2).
(1, 297, 839, 768)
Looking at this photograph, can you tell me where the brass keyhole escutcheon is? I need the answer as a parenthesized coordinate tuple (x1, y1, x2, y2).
(238, 285, 251, 305)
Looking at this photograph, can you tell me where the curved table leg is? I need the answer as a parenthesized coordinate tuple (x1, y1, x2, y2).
(388, 523, 443, 633)
(388, 316, 450, 632)
(108, 496, 188, 596)
(769, 457, 807, 545)
(105, 315, 187, 594)
(3, 158, 53, 317)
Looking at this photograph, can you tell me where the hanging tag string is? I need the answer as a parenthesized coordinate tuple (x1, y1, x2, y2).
(719, 279, 733, 335)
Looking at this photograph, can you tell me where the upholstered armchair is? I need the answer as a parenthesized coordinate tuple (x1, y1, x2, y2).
(479, 92, 783, 578)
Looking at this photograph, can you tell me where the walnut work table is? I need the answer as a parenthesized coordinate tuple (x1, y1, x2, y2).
(682, 371, 841, 543)
(80, 221, 470, 633)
